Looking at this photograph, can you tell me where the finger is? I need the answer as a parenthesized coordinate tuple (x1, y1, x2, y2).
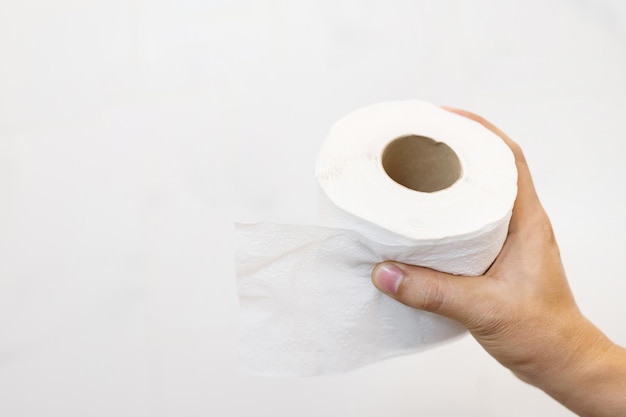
(441, 107, 519, 151)
(372, 261, 484, 325)
(441, 106, 544, 234)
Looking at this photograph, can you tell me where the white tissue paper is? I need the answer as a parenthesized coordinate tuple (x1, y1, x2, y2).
(235, 100, 517, 376)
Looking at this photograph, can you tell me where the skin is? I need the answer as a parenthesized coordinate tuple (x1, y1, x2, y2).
(371, 108, 626, 417)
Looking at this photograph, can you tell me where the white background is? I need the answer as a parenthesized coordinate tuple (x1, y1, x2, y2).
(1, 0, 626, 415)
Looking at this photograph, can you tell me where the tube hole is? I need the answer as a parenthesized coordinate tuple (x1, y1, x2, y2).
(382, 135, 461, 192)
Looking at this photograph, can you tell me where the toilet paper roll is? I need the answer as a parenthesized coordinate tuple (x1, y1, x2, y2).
(235, 100, 517, 376)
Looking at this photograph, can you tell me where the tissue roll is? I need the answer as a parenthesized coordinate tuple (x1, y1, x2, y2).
(316, 100, 517, 244)
(235, 100, 517, 376)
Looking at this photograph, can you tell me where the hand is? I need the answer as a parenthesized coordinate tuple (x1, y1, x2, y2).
(371, 108, 626, 417)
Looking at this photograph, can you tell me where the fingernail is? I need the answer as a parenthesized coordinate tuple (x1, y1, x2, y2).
(441, 106, 466, 115)
(373, 263, 404, 295)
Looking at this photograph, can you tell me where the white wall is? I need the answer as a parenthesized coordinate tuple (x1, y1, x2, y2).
(1, 0, 625, 415)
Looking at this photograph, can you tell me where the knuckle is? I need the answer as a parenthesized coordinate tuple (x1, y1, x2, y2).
(520, 212, 556, 246)
(534, 217, 557, 245)
(509, 141, 527, 165)
(417, 276, 448, 313)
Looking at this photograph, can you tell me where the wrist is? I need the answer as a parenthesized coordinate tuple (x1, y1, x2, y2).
(515, 313, 610, 385)
(515, 314, 626, 416)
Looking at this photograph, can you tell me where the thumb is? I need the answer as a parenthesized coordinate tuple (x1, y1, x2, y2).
(371, 262, 484, 324)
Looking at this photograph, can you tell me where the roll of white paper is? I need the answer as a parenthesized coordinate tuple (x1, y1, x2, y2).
(235, 100, 517, 376)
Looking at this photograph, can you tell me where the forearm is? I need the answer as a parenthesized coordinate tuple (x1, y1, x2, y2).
(516, 316, 626, 417)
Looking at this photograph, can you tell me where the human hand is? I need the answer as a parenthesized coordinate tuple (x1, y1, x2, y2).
(371, 108, 626, 417)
